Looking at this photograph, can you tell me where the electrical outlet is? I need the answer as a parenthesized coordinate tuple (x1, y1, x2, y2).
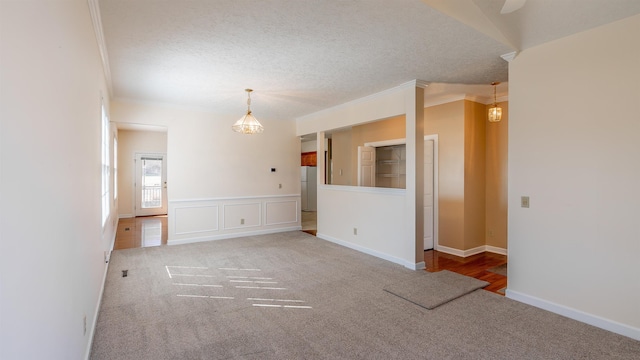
(353, 227, 358, 235)
(488, 230, 494, 237)
(83, 314, 87, 336)
(521, 196, 530, 208)
(278, 183, 282, 189)
(240, 218, 245, 225)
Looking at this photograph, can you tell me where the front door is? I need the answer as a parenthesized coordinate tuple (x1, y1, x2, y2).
(135, 154, 167, 216)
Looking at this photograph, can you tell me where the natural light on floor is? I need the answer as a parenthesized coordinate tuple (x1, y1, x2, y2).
(165, 265, 312, 310)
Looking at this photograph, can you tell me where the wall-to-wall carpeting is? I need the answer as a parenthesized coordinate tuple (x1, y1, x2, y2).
(91, 231, 640, 359)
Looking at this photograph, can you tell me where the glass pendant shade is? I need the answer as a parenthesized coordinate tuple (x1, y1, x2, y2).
(232, 89, 264, 134)
(488, 82, 502, 122)
(488, 106, 502, 122)
(232, 111, 264, 134)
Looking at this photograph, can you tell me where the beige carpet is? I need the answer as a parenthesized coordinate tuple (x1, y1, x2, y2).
(90, 231, 640, 359)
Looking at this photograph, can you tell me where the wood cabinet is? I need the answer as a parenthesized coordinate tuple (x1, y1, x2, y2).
(301, 151, 317, 166)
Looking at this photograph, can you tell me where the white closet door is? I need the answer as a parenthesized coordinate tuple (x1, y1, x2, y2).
(357, 146, 376, 187)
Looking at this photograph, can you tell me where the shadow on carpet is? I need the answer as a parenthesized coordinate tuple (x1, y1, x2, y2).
(383, 270, 489, 309)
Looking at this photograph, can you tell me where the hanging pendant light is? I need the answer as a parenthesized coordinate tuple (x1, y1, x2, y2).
(232, 89, 264, 134)
(488, 82, 502, 123)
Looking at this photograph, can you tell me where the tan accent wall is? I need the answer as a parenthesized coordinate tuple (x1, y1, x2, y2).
(330, 129, 353, 185)
(349, 115, 406, 185)
(425, 99, 508, 252)
(463, 100, 486, 250)
(485, 101, 508, 249)
(425, 101, 465, 250)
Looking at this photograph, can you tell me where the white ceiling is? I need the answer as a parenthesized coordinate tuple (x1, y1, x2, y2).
(97, 0, 640, 121)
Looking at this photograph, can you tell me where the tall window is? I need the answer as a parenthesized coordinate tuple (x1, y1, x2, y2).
(113, 136, 118, 200)
(101, 103, 110, 227)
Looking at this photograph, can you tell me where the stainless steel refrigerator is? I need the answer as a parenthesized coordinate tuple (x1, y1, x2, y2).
(301, 166, 317, 211)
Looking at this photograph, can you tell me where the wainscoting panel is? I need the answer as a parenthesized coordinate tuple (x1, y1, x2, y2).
(168, 195, 301, 245)
(265, 200, 298, 225)
(174, 205, 219, 235)
(223, 203, 261, 230)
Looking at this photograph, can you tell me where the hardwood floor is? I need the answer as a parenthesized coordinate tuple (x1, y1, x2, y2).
(114, 215, 167, 250)
(301, 210, 317, 236)
(424, 250, 507, 295)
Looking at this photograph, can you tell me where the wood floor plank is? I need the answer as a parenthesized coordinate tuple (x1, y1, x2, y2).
(424, 250, 507, 296)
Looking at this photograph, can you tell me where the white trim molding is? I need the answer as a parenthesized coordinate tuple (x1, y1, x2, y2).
(168, 195, 301, 245)
(506, 289, 640, 341)
(317, 233, 425, 270)
(168, 226, 302, 246)
(87, 0, 113, 95)
(485, 245, 508, 255)
(436, 244, 507, 257)
(500, 51, 518, 62)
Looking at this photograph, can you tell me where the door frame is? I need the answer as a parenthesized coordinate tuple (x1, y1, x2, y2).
(134, 152, 168, 216)
(424, 134, 439, 250)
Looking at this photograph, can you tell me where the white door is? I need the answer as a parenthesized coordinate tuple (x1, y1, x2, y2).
(357, 146, 376, 187)
(135, 154, 167, 216)
(424, 140, 434, 250)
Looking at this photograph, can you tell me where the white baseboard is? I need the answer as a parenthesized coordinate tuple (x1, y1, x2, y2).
(436, 244, 507, 257)
(485, 245, 508, 255)
(506, 289, 640, 341)
(317, 233, 424, 270)
(168, 226, 302, 246)
(86, 252, 111, 360)
(118, 214, 134, 219)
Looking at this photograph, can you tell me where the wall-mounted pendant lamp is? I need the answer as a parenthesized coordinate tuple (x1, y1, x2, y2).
(488, 82, 502, 123)
(232, 89, 264, 134)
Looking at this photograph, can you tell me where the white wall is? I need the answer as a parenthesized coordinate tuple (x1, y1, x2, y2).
(110, 100, 301, 243)
(507, 14, 640, 339)
(298, 81, 426, 269)
(301, 139, 317, 153)
(0, 1, 115, 358)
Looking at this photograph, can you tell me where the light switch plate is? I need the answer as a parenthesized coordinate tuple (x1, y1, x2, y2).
(521, 196, 530, 208)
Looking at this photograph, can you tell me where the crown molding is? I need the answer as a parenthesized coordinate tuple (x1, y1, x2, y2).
(423, 93, 509, 108)
(87, 0, 113, 96)
(500, 51, 518, 62)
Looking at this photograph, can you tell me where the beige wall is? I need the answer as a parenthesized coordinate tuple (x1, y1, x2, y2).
(425, 101, 465, 249)
(425, 99, 506, 252)
(111, 100, 300, 200)
(349, 115, 406, 184)
(330, 129, 353, 185)
(485, 101, 508, 249)
(508, 14, 640, 336)
(0, 1, 115, 358)
(117, 130, 168, 217)
(463, 100, 487, 250)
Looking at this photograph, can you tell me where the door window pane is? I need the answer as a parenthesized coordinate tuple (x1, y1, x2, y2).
(141, 157, 162, 209)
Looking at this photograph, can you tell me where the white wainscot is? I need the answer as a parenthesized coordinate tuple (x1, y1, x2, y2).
(168, 195, 301, 245)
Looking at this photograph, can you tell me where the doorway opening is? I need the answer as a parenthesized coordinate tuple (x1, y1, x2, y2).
(135, 153, 167, 217)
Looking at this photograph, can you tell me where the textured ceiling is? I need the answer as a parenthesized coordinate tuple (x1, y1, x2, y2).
(98, 0, 640, 121)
